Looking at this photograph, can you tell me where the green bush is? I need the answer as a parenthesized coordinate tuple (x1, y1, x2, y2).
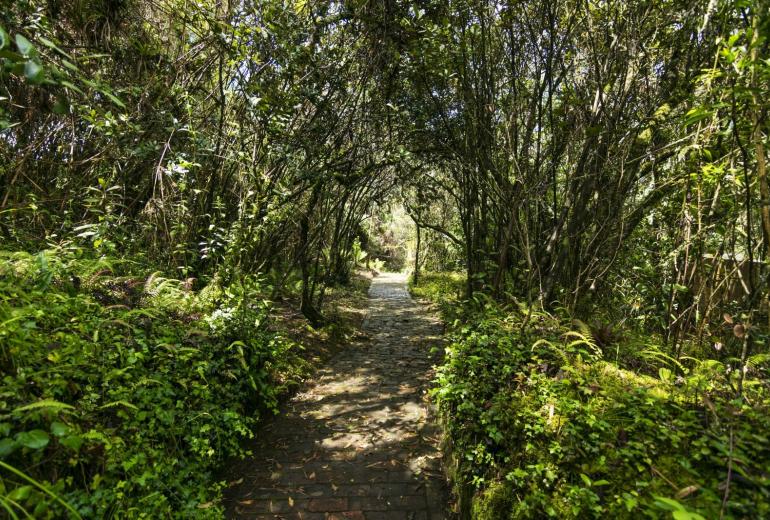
(424, 275, 770, 519)
(0, 248, 301, 517)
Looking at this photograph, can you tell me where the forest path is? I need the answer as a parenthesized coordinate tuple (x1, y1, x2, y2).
(225, 272, 449, 519)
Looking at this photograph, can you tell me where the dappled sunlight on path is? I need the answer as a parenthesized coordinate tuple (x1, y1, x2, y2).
(225, 272, 448, 519)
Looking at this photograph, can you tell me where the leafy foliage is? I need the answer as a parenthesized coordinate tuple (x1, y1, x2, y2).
(409, 271, 465, 305)
(419, 273, 770, 519)
(0, 248, 302, 517)
(1, 0, 769, 517)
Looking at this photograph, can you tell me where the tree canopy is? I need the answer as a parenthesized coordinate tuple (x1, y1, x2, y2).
(1, 0, 769, 517)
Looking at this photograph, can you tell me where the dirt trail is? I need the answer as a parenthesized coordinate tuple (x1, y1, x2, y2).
(226, 272, 449, 519)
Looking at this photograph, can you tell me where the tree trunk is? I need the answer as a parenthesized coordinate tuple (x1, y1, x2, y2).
(299, 184, 325, 327)
(413, 221, 421, 286)
(750, 15, 770, 330)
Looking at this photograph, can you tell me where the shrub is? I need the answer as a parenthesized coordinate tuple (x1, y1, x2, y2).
(0, 248, 300, 517)
(422, 275, 770, 519)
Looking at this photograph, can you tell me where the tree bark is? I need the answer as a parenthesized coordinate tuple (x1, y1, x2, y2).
(413, 220, 421, 286)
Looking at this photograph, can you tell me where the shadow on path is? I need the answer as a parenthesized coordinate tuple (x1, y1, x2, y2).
(225, 272, 449, 520)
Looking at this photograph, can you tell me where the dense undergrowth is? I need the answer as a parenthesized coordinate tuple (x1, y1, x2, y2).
(0, 247, 370, 518)
(411, 273, 770, 519)
(2, 0, 769, 517)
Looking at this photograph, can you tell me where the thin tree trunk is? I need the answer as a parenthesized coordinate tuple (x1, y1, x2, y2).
(413, 220, 421, 286)
(750, 15, 770, 330)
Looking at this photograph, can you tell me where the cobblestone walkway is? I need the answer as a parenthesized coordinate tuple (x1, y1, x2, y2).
(225, 272, 448, 519)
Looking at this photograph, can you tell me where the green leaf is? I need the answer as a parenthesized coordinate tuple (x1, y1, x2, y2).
(60, 80, 84, 95)
(103, 90, 126, 109)
(61, 59, 80, 72)
(37, 36, 71, 58)
(683, 107, 712, 127)
(0, 49, 24, 62)
(7, 485, 33, 501)
(24, 59, 44, 84)
(0, 461, 83, 518)
(50, 421, 71, 437)
(53, 98, 70, 114)
(14, 399, 75, 414)
(673, 511, 706, 520)
(60, 434, 84, 452)
(653, 496, 684, 511)
(15, 34, 34, 56)
(0, 26, 9, 50)
(16, 430, 50, 450)
(0, 438, 18, 457)
(99, 400, 138, 410)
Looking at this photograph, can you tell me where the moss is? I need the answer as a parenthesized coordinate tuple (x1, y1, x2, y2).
(426, 284, 770, 519)
(473, 481, 516, 520)
(408, 271, 466, 304)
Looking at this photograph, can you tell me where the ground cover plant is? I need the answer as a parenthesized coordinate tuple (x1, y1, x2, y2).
(2, 0, 770, 517)
(0, 247, 312, 517)
(414, 273, 770, 519)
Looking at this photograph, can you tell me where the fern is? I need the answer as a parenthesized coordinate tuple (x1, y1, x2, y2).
(747, 353, 770, 369)
(12, 399, 75, 414)
(639, 345, 686, 373)
(531, 338, 571, 366)
(562, 330, 603, 360)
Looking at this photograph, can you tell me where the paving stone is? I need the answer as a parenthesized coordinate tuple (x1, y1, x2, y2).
(308, 497, 349, 512)
(225, 273, 450, 519)
(327, 512, 366, 520)
(240, 514, 326, 520)
(363, 512, 410, 520)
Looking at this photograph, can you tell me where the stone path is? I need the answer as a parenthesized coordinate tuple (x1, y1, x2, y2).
(225, 272, 449, 520)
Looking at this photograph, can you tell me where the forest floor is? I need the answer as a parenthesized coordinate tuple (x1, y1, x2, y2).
(224, 272, 450, 519)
